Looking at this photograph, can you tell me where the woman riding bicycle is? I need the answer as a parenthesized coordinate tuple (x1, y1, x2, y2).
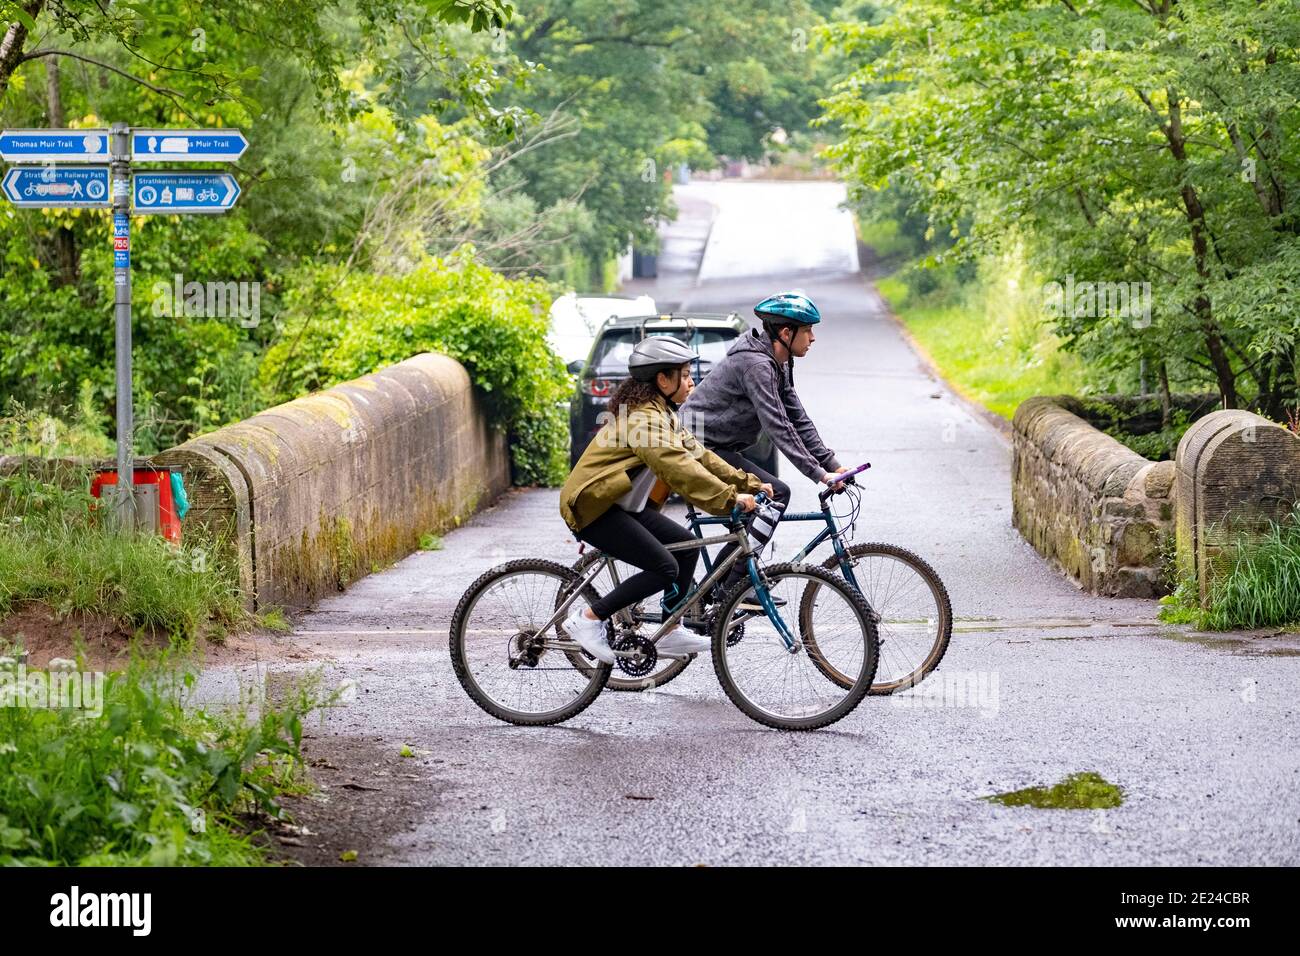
(560, 336, 773, 664)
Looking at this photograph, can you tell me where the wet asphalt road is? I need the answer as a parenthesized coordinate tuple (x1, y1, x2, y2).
(204, 181, 1300, 866)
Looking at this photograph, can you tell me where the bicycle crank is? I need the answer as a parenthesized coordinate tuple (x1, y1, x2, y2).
(612, 633, 657, 677)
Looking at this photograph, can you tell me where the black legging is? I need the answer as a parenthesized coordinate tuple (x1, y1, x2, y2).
(576, 506, 700, 620)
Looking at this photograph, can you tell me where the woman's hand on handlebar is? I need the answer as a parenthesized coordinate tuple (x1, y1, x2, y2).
(759, 482, 775, 498)
(735, 493, 758, 513)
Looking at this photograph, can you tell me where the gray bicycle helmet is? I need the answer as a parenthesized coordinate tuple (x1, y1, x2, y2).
(627, 335, 699, 382)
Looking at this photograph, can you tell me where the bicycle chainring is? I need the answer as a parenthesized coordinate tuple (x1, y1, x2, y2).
(612, 633, 657, 677)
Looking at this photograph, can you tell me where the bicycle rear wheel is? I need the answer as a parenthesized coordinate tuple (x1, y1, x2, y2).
(449, 559, 610, 725)
(811, 543, 952, 694)
(712, 563, 878, 731)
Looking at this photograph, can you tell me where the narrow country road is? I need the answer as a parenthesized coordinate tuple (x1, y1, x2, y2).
(205, 180, 1300, 866)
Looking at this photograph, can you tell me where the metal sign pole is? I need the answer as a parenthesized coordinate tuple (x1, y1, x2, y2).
(110, 121, 133, 531)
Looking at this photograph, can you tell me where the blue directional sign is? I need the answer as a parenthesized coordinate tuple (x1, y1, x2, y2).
(131, 129, 248, 163)
(0, 128, 111, 163)
(2, 166, 111, 208)
(132, 171, 240, 214)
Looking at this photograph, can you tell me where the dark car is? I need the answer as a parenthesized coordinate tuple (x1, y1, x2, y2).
(568, 312, 777, 474)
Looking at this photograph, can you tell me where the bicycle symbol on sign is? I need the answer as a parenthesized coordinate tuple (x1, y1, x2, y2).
(196, 188, 218, 202)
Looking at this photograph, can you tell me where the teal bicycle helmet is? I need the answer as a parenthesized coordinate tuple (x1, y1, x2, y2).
(754, 292, 821, 326)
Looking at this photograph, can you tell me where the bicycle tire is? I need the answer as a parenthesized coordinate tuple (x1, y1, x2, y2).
(449, 558, 610, 726)
(712, 562, 878, 731)
(807, 542, 952, 695)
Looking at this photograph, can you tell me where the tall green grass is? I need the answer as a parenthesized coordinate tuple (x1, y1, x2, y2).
(1204, 509, 1300, 630)
(0, 471, 247, 641)
(875, 251, 1093, 420)
(0, 655, 324, 865)
(1160, 508, 1300, 630)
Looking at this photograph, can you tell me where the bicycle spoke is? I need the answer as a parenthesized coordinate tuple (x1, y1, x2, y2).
(453, 563, 607, 722)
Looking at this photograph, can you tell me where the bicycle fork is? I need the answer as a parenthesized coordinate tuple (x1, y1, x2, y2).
(744, 556, 799, 653)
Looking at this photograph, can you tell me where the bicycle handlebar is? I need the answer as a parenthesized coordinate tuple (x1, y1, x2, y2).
(729, 490, 770, 526)
(818, 461, 871, 503)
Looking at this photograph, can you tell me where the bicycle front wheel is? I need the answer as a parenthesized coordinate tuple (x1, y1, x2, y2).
(712, 563, 878, 731)
(812, 543, 952, 694)
(449, 559, 610, 726)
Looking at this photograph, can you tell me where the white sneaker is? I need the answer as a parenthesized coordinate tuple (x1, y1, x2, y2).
(655, 625, 710, 656)
(562, 610, 615, 664)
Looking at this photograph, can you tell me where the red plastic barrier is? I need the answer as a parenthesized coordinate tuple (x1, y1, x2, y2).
(90, 468, 182, 544)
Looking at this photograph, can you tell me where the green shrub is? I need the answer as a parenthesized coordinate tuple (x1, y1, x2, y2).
(0, 210, 271, 453)
(856, 217, 915, 261)
(260, 249, 569, 486)
(0, 657, 321, 865)
(0, 384, 113, 459)
(875, 274, 910, 310)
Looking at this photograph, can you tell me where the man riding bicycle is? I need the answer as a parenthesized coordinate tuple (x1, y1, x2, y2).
(680, 291, 849, 591)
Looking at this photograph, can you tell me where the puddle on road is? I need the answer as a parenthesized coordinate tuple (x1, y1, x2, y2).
(953, 617, 1300, 656)
(953, 617, 1124, 634)
(985, 772, 1124, 810)
(1155, 629, 1300, 657)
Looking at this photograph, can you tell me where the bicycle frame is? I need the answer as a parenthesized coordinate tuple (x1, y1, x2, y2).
(685, 497, 864, 596)
(543, 520, 798, 656)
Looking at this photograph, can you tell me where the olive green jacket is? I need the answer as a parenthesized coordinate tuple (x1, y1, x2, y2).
(560, 395, 764, 533)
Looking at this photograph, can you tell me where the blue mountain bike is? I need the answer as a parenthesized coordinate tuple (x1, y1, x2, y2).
(572, 462, 952, 695)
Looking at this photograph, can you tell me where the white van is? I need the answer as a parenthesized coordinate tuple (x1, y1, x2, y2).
(549, 293, 657, 371)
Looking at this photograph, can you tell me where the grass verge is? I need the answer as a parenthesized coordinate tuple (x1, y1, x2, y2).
(0, 471, 247, 643)
(1160, 508, 1300, 631)
(875, 260, 1093, 421)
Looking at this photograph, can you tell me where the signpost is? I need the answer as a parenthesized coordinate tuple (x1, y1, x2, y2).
(131, 129, 248, 163)
(1, 166, 111, 207)
(133, 172, 240, 214)
(0, 128, 111, 162)
(1, 123, 246, 531)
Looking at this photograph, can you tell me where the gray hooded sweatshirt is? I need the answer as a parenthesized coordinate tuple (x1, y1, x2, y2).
(680, 328, 840, 482)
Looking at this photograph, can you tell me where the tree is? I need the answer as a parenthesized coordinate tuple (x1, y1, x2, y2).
(479, 0, 830, 275)
(821, 0, 1300, 414)
(0, 0, 518, 446)
(0, 1, 513, 110)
